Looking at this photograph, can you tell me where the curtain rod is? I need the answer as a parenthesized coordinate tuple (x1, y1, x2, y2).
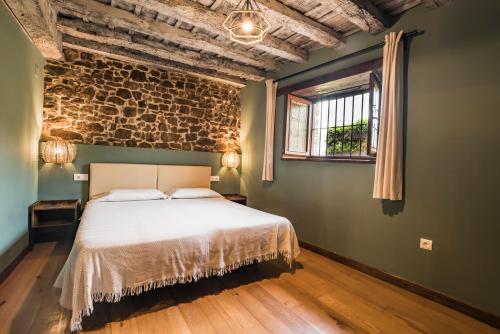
(273, 30, 425, 83)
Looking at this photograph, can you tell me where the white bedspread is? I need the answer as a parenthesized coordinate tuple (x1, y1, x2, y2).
(54, 198, 300, 331)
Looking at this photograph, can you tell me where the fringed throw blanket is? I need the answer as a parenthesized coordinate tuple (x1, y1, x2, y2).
(54, 198, 300, 331)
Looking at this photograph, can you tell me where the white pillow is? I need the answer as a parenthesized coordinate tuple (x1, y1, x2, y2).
(92, 188, 167, 202)
(167, 187, 222, 199)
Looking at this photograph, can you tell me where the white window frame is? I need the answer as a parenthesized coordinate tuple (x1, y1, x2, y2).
(284, 94, 312, 158)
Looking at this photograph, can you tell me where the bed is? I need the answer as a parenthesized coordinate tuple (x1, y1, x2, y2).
(54, 163, 300, 331)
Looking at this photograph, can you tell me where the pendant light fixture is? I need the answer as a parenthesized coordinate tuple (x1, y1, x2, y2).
(223, 0, 271, 45)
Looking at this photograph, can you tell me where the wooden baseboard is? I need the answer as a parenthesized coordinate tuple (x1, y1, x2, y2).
(0, 246, 29, 285)
(299, 240, 500, 329)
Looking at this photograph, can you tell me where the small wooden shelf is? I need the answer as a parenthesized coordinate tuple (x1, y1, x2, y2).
(34, 220, 76, 228)
(29, 200, 81, 250)
(32, 200, 80, 211)
(223, 194, 247, 205)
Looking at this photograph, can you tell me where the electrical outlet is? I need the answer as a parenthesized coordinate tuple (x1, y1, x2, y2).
(420, 238, 433, 251)
(210, 175, 220, 182)
(74, 174, 88, 181)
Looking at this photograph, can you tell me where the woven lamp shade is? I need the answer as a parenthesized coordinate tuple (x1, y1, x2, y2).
(41, 140, 76, 164)
(221, 151, 240, 168)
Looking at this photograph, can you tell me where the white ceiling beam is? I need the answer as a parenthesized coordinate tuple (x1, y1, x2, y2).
(3, 0, 63, 59)
(57, 18, 266, 81)
(120, 0, 309, 62)
(52, 0, 279, 71)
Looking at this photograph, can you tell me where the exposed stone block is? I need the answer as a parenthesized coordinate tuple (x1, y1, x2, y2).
(115, 128, 132, 139)
(87, 123, 104, 132)
(107, 96, 125, 106)
(99, 105, 119, 115)
(50, 128, 83, 141)
(130, 69, 146, 82)
(141, 114, 157, 122)
(123, 107, 137, 117)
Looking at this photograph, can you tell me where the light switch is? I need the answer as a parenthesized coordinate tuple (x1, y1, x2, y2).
(74, 174, 88, 181)
(210, 175, 220, 182)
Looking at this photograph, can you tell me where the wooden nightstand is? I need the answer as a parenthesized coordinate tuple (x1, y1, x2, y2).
(29, 200, 81, 250)
(223, 194, 247, 205)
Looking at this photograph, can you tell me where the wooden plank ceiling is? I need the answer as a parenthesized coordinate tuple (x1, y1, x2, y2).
(3, 0, 451, 87)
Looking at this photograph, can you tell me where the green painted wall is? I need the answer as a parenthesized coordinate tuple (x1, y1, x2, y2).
(0, 3, 44, 272)
(241, 1, 500, 316)
(38, 144, 241, 203)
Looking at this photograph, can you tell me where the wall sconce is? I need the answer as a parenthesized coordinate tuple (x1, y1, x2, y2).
(41, 140, 76, 164)
(221, 151, 240, 169)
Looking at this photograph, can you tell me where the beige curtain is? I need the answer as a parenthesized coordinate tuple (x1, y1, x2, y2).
(373, 31, 404, 200)
(262, 79, 278, 181)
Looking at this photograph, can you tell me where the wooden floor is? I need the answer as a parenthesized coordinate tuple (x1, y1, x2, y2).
(0, 242, 497, 334)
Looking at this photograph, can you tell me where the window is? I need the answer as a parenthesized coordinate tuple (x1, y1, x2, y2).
(281, 59, 382, 163)
(284, 95, 311, 156)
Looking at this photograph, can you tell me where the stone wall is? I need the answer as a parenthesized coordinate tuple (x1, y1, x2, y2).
(43, 49, 240, 152)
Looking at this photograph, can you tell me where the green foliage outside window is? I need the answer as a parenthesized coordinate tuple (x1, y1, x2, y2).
(326, 119, 369, 155)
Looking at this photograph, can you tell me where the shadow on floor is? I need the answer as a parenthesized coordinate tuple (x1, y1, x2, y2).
(83, 259, 300, 331)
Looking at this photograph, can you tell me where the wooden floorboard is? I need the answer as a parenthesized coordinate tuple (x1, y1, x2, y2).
(0, 242, 498, 334)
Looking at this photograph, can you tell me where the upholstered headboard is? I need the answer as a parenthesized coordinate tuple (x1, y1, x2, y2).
(157, 165, 211, 193)
(89, 163, 211, 199)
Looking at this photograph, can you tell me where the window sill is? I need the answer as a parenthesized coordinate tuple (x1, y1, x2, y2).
(281, 154, 376, 164)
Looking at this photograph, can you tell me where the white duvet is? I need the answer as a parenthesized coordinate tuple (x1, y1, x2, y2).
(54, 198, 300, 331)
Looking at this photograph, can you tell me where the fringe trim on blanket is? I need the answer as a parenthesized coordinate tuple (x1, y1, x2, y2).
(70, 250, 293, 332)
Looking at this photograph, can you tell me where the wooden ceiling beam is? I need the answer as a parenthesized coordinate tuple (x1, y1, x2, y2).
(329, 0, 391, 34)
(57, 18, 266, 81)
(62, 35, 246, 87)
(52, 0, 279, 71)
(120, 0, 308, 62)
(3, 0, 63, 59)
(421, 0, 452, 9)
(224, 0, 344, 48)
